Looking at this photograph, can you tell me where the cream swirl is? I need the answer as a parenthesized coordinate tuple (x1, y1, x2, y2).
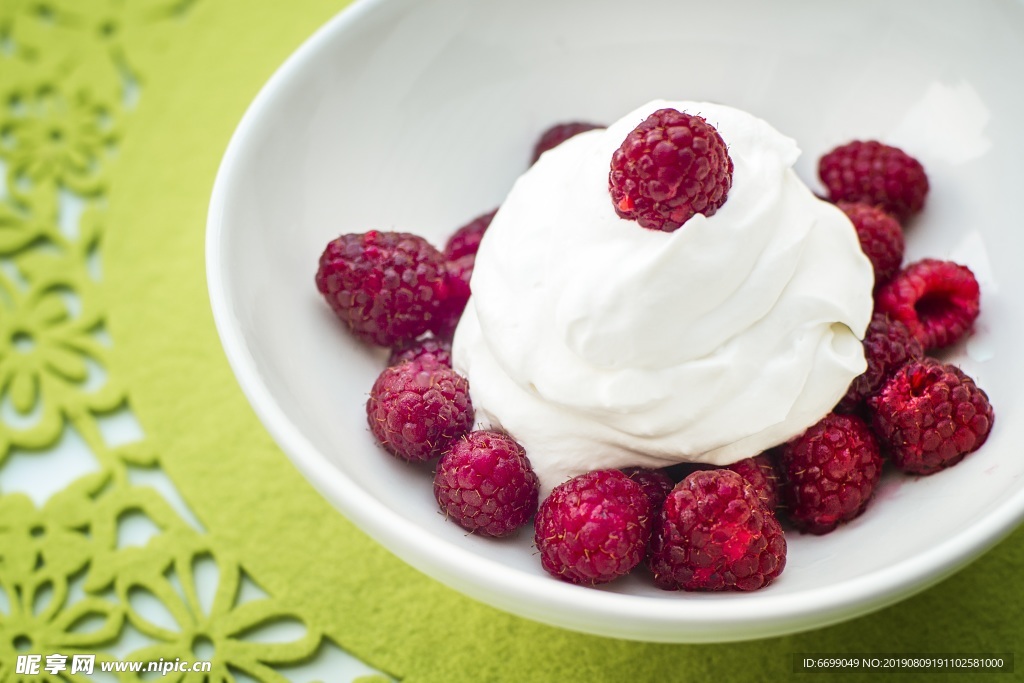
(453, 100, 874, 493)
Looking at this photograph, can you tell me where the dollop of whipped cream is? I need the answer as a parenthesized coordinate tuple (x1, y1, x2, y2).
(453, 100, 874, 493)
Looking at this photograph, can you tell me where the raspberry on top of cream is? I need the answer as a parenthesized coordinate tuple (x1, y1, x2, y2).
(453, 100, 874, 493)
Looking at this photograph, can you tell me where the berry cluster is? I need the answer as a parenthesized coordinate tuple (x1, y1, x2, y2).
(312, 114, 995, 595)
(761, 139, 995, 536)
(310, 121, 611, 546)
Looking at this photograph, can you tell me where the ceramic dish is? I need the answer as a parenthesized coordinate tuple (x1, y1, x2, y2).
(207, 0, 1024, 642)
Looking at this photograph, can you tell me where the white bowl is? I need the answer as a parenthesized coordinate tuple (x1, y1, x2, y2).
(207, 0, 1024, 642)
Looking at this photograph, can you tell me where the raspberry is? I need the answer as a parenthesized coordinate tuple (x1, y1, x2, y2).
(316, 231, 451, 346)
(534, 470, 652, 585)
(388, 335, 452, 367)
(622, 467, 674, 512)
(649, 470, 786, 591)
(874, 259, 980, 350)
(430, 258, 473, 341)
(430, 210, 497, 341)
(444, 209, 497, 261)
(727, 453, 781, 511)
(837, 313, 924, 413)
(531, 122, 603, 164)
(818, 140, 928, 223)
(433, 431, 539, 537)
(609, 108, 733, 232)
(836, 201, 904, 286)
(869, 359, 994, 475)
(779, 413, 882, 535)
(444, 255, 474, 299)
(366, 357, 473, 462)
(839, 313, 929, 413)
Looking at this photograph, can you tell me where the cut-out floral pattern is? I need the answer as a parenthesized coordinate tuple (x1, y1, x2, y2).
(0, 84, 111, 199)
(50, 0, 199, 48)
(117, 536, 321, 683)
(0, 1, 364, 681)
(0, 473, 107, 583)
(0, 574, 122, 682)
(0, 264, 122, 455)
(0, 186, 60, 256)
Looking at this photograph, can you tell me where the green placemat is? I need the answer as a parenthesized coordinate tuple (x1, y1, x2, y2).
(2, 0, 1022, 681)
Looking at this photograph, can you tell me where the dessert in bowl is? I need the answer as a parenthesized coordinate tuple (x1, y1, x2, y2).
(457, 100, 875, 492)
(206, 0, 1024, 642)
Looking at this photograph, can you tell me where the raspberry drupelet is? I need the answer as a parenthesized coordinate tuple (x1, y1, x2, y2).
(316, 231, 452, 346)
(609, 108, 733, 232)
(534, 470, 652, 585)
(779, 413, 882, 535)
(874, 259, 981, 351)
(366, 356, 473, 462)
(649, 469, 786, 591)
(434, 431, 539, 537)
(818, 140, 929, 223)
(869, 358, 994, 475)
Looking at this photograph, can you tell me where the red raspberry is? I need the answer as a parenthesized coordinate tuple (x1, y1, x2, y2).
(609, 108, 733, 232)
(534, 470, 652, 585)
(429, 210, 497, 340)
(444, 255, 474, 298)
(874, 259, 980, 351)
(316, 231, 452, 346)
(444, 209, 497, 261)
(366, 357, 473, 462)
(818, 140, 928, 223)
(430, 258, 472, 341)
(388, 336, 452, 367)
(531, 122, 603, 164)
(779, 413, 882, 535)
(433, 431, 539, 537)
(622, 467, 675, 512)
(836, 201, 904, 286)
(869, 359, 994, 475)
(727, 453, 781, 511)
(837, 314, 924, 413)
(649, 470, 786, 591)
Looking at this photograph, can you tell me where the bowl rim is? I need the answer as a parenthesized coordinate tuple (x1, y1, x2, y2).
(205, 0, 1024, 642)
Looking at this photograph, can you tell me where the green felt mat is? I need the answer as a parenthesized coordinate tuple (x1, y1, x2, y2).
(3, 0, 1020, 681)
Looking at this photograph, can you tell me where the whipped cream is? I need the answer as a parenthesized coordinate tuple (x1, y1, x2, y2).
(453, 100, 874, 493)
